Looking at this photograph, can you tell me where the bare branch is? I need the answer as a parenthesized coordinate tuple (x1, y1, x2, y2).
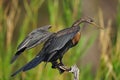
(56, 64, 79, 80)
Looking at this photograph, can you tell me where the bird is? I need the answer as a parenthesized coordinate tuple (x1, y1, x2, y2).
(11, 25, 53, 64)
(11, 17, 103, 77)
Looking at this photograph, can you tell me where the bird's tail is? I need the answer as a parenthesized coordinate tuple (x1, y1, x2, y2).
(11, 47, 26, 64)
(11, 54, 44, 77)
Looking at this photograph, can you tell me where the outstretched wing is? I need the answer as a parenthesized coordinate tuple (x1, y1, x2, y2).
(17, 25, 52, 50)
(11, 25, 52, 63)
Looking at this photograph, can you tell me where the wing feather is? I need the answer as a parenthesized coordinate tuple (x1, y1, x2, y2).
(17, 25, 52, 51)
(11, 25, 52, 63)
(44, 26, 80, 54)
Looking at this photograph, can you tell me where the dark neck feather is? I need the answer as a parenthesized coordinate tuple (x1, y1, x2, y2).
(72, 18, 85, 27)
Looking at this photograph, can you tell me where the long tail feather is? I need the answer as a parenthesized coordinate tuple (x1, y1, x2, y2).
(23, 56, 44, 71)
(11, 66, 24, 77)
(11, 55, 44, 77)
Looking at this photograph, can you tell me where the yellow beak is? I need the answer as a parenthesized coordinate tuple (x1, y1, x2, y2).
(90, 22, 104, 30)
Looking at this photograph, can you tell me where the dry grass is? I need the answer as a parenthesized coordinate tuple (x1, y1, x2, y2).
(0, 0, 120, 80)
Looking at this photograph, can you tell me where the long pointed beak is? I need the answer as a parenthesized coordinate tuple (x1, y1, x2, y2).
(89, 22, 104, 30)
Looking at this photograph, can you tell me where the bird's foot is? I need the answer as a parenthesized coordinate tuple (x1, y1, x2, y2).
(57, 63, 71, 74)
(51, 62, 71, 74)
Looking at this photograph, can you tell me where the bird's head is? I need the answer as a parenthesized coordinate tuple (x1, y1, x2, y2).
(72, 17, 104, 29)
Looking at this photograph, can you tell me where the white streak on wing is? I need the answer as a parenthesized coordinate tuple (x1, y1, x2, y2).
(17, 39, 30, 51)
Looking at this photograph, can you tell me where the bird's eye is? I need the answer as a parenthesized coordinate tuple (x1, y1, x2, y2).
(88, 18, 94, 22)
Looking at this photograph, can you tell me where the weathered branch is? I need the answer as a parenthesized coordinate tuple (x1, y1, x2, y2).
(56, 64, 79, 80)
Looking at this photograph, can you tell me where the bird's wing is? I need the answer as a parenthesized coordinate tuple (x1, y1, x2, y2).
(17, 25, 52, 51)
(11, 25, 52, 64)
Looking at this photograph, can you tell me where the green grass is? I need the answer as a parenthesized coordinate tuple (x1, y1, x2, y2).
(0, 0, 120, 80)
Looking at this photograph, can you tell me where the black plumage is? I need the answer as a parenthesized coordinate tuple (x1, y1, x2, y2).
(11, 25, 80, 76)
(11, 17, 101, 77)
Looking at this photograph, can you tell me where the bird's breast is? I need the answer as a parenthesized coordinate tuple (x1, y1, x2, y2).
(72, 32, 81, 45)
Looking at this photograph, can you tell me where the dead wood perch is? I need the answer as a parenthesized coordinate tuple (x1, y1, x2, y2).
(57, 64, 79, 80)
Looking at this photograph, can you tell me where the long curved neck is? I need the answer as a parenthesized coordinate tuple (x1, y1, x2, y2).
(72, 18, 85, 27)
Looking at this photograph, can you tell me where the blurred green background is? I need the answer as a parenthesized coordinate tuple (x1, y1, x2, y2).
(0, 0, 120, 80)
